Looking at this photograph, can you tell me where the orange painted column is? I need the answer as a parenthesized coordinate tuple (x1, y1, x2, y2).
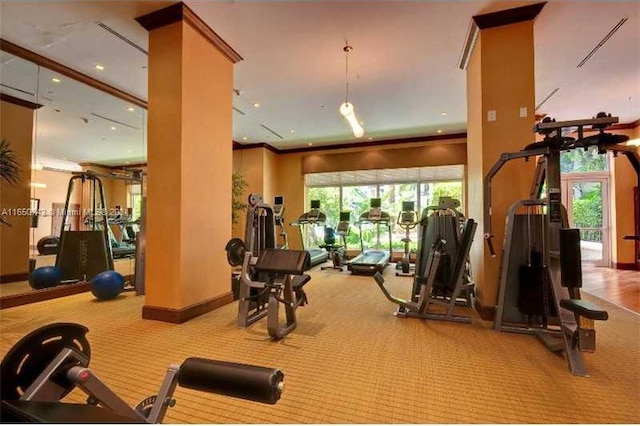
(0, 97, 37, 281)
(137, 3, 242, 322)
(465, 4, 545, 314)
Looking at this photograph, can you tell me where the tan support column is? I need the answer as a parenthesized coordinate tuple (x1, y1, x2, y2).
(465, 3, 545, 318)
(0, 95, 38, 283)
(136, 3, 242, 323)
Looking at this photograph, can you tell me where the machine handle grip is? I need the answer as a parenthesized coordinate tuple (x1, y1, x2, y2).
(484, 234, 496, 257)
(177, 358, 283, 405)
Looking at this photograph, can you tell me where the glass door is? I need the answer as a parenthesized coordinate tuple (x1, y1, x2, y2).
(561, 177, 610, 266)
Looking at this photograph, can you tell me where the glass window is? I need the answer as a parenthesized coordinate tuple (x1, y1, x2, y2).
(420, 181, 463, 211)
(380, 183, 419, 251)
(342, 185, 376, 248)
(560, 146, 608, 173)
(307, 187, 340, 226)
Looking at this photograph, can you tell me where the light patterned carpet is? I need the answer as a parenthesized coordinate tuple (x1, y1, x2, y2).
(1, 267, 639, 423)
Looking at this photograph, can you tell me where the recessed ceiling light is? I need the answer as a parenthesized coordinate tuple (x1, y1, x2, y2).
(125, 161, 130, 164)
(62, 157, 67, 160)
(289, 129, 295, 133)
(127, 107, 135, 112)
(52, 78, 61, 83)
(95, 64, 105, 71)
(441, 112, 448, 117)
(308, 143, 313, 146)
(253, 102, 260, 108)
(110, 126, 117, 131)
(127, 149, 132, 153)
(368, 137, 373, 140)
(242, 136, 248, 140)
(437, 129, 443, 134)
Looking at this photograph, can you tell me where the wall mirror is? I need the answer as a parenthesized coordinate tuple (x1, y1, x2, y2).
(0, 48, 147, 308)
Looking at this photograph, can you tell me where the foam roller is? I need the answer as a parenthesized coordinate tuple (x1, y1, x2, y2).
(177, 358, 284, 404)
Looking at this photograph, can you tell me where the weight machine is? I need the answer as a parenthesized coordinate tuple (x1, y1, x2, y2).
(484, 113, 639, 377)
(0, 323, 283, 423)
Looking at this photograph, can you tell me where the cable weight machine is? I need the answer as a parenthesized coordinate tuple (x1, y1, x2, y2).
(484, 113, 639, 377)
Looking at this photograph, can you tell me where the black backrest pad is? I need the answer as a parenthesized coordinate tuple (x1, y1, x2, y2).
(254, 249, 311, 275)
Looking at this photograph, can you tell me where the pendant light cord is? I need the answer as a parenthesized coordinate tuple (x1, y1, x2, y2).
(344, 44, 352, 104)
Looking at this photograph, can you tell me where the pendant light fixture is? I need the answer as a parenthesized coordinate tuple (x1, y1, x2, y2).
(339, 44, 364, 138)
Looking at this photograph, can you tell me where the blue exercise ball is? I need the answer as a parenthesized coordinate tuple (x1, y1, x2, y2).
(90, 271, 125, 300)
(29, 266, 62, 290)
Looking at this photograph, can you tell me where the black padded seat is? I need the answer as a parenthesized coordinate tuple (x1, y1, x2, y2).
(291, 274, 311, 289)
(560, 299, 609, 321)
(254, 249, 310, 275)
(0, 400, 143, 423)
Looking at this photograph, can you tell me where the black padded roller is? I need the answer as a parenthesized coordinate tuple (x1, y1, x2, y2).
(177, 358, 284, 405)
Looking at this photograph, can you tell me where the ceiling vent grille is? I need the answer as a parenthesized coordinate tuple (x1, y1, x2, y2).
(91, 112, 140, 130)
(97, 22, 148, 55)
(0, 83, 35, 97)
(233, 107, 246, 115)
(577, 18, 627, 68)
(261, 124, 284, 139)
(535, 87, 560, 111)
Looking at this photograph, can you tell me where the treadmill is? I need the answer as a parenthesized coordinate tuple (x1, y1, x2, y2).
(290, 200, 330, 268)
(348, 198, 392, 275)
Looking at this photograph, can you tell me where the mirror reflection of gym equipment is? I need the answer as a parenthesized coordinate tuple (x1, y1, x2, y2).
(290, 200, 330, 268)
(348, 198, 392, 275)
(484, 113, 639, 377)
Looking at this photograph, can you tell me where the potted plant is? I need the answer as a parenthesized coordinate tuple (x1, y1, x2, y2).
(0, 139, 21, 227)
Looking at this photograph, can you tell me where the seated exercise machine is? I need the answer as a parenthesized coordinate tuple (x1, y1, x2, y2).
(0, 323, 283, 423)
(290, 200, 330, 268)
(374, 199, 478, 324)
(395, 201, 419, 277)
(320, 211, 352, 271)
(484, 113, 639, 377)
(348, 198, 392, 275)
(225, 193, 312, 339)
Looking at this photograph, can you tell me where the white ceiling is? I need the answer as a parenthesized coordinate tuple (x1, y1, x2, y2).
(0, 1, 638, 165)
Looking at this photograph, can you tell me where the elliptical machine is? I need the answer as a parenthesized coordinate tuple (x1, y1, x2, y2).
(395, 201, 419, 277)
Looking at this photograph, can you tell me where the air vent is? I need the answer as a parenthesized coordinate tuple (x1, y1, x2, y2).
(536, 88, 560, 111)
(97, 22, 148, 55)
(261, 124, 284, 139)
(577, 18, 627, 68)
(91, 113, 140, 130)
(0, 83, 35, 97)
(233, 107, 245, 115)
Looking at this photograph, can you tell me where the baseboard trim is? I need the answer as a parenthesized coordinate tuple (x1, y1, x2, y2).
(614, 262, 638, 271)
(0, 272, 30, 284)
(473, 296, 495, 321)
(0, 282, 90, 309)
(142, 292, 234, 324)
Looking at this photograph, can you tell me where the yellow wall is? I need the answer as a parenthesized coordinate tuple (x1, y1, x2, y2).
(273, 139, 467, 250)
(0, 100, 34, 278)
(610, 126, 640, 267)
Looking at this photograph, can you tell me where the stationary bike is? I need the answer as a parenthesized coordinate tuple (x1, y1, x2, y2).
(321, 212, 352, 271)
(396, 201, 419, 277)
